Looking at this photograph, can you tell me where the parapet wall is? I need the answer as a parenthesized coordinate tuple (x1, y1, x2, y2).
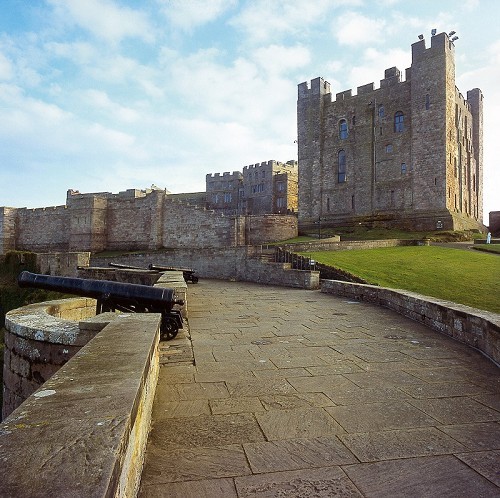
(0, 313, 161, 497)
(91, 246, 320, 290)
(321, 280, 500, 365)
(3, 297, 98, 418)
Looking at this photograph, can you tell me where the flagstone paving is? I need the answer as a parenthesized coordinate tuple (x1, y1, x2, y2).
(139, 279, 500, 497)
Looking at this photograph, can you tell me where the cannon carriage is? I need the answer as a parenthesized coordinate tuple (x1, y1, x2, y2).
(18, 271, 184, 340)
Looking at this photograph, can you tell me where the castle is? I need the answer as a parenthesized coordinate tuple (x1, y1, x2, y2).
(297, 31, 484, 231)
(0, 32, 486, 255)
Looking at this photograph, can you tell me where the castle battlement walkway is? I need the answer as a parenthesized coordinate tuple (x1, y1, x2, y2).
(139, 280, 500, 497)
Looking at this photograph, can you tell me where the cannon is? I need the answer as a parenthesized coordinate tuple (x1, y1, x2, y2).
(148, 264, 199, 283)
(18, 271, 184, 340)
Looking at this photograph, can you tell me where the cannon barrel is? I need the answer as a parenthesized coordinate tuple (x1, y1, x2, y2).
(148, 264, 199, 283)
(18, 271, 183, 307)
(18, 271, 184, 340)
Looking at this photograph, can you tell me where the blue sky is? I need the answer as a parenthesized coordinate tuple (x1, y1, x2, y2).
(0, 0, 498, 224)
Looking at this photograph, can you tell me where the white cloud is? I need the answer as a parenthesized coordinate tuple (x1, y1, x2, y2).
(251, 44, 311, 75)
(158, 0, 236, 31)
(47, 0, 154, 44)
(0, 52, 13, 80)
(84, 89, 140, 123)
(333, 11, 386, 46)
(229, 0, 334, 44)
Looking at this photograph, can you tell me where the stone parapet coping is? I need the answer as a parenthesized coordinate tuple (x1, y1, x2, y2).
(0, 313, 161, 497)
(154, 270, 188, 318)
(5, 297, 97, 346)
(321, 280, 500, 365)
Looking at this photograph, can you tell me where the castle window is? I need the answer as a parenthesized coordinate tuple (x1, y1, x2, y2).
(394, 112, 404, 132)
(425, 93, 430, 110)
(327, 197, 330, 212)
(390, 190, 395, 207)
(277, 181, 284, 192)
(352, 115, 356, 126)
(351, 195, 355, 210)
(378, 105, 384, 118)
(214, 194, 219, 204)
(386, 144, 393, 153)
(339, 119, 348, 140)
(401, 163, 407, 174)
(224, 192, 232, 203)
(338, 150, 346, 183)
(277, 197, 285, 209)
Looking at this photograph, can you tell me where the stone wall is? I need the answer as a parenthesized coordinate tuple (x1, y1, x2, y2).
(277, 238, 425, 254)
(3, 297, 98, 418)
(0, 313, 161, 497)
(0, 207, 17, 255)
(16, 206, 70, 252)
(1, 188, 298, 255)
(91, 246, 319, 290)
(321, 280, 500, 365)
(37, 252, 91, 277)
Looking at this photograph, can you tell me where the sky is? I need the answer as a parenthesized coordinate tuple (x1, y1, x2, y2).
(0, 0, 498, 224)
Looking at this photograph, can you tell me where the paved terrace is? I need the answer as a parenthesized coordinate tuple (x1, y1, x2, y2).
(139, 280, 500, 497)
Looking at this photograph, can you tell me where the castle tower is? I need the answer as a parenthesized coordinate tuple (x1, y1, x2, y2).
(297, 32, 484, 231)
(297, 77, 331, 222)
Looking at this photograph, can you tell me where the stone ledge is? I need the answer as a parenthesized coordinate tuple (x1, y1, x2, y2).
(5, 297, 97, 346)
(321, 280, 500, 365)
(0, 313, 161, 498)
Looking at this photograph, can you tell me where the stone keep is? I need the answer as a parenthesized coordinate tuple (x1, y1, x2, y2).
(297, 32, 483, 231)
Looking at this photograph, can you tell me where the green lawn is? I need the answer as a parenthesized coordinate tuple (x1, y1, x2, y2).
(303, 246, 500, 313)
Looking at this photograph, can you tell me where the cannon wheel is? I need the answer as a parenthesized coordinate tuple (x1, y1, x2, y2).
(161, 317, 179, 341)
(191, 276, 199, 283)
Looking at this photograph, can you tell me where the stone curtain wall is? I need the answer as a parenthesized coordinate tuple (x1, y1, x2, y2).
(16, 206, 70, 252)
(0, 208, 17, 255)
(0, 190, 298, 255)
(162, 200, 243, 248)
(106, 192, 164, 251)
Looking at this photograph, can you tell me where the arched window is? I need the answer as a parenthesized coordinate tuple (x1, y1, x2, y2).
(339, 119, 348, 139)
(378, 105, 385, 118)
(338, 150, 346, 183)
(394, 112, 404, 132)
(425, 94, 430, 110)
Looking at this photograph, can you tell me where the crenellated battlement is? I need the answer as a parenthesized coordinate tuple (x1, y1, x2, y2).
(206, 171, 242, 180)
(18, 205, 68, 214)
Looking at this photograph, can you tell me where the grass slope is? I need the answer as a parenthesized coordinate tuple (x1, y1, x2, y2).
(304, 246, 500, 313)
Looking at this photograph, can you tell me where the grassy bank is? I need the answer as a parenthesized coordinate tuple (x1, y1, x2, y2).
(303, 246, 500, 313)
